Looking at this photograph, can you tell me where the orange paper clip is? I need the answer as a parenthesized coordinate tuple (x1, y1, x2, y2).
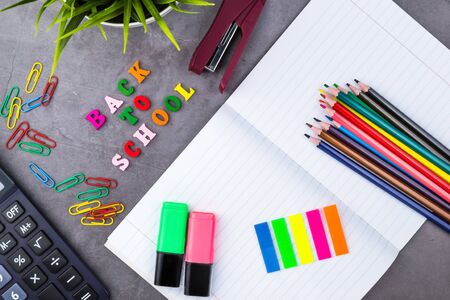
(41, 75, 58, 106)
(68, 200, 102, 216)
(25, 62, 43, 94)
(80, 217, 114, 226)
(26, 128, 57, 148)
(6, 121, 29, 150)
(85, 177, 118, 189)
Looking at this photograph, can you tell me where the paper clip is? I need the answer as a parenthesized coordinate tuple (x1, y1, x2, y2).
(54, 173, 85, 193)
(76, 187, 109, 201)
(6, 121, 30, 150)
(68, 200, 101, 216)
(41, 76, 58, 106)
(80, 216, 114, 226)
(85, 177, 118, 189)
(25, 62, 43, 94)
(18, 141, 51, 156)
(26, 128, 57, 148)
(28, 162, 55, 188)
(86, 202, 125, 219)
(6, 97, 21, 129)
(21, 94, 47, 113)
(0, 86, 20, 117)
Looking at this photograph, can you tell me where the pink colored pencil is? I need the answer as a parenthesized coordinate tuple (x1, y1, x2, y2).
(325, 108, 450, 203)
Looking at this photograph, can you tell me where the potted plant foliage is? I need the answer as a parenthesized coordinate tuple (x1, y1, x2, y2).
(0, 0, 214, 75)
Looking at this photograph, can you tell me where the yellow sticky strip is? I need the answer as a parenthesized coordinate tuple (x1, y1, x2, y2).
(288, 214, 314, 264)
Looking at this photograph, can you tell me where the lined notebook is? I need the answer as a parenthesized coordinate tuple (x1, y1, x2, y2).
(106, 0, 450, 298)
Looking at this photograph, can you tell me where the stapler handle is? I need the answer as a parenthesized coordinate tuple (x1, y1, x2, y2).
(219, 0, 265, 93)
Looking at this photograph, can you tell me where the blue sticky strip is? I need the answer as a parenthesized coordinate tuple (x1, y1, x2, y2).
(254, 222, 280, 273)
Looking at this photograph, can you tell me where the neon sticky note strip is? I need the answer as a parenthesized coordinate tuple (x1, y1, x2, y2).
(324, 205, 349, 256)
(306, 209, 331, 260)
(254, 223, 280, 273)
(288, 214, 314, 264)
(271, 218, 297, 268)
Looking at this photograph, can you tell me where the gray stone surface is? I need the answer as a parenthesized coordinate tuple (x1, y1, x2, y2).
(0, 0, 449, 299)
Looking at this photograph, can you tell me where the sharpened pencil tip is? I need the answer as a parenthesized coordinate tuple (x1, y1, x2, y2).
(346, 83, 351, 87)
(333, 83, 339, 88)
(306, 123, 313, 128)
(354, 79, 360, 83)
(320, 93, 325, 98)
(325, 115, 333, 121)
(320, 104, 326, 109)
(313, 117, 321, 122)
(304, 133, 310, 138)
(324, 84, 329, 88)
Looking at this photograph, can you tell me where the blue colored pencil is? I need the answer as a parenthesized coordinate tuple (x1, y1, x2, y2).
(306, 135, 450, 233)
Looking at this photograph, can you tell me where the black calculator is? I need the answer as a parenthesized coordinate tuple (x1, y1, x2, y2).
(0, 167, 109, 299)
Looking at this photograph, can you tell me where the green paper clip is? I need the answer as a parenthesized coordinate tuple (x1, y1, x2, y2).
(1, 86, 20, 117)
(54, 172, 85, 192)
(17, 141, 51, 156)
(76, 187, 109, 201)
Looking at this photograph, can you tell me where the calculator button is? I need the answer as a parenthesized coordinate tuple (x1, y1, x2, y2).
(0, 233, 17, 255)
(0, 265, 12, 289)
(2, 202, 24, 223)
(43, 249, 67, 273)
(38, 284, 66, 300)
(28, 231, 52, 255)
(23, 266, 47, 290)
(14, 216, 37, 238)
(73, 284, 98, 300)
(7, 248, 32, 273)
(1, 283, 27, 300)
(58, 267, 83, 291)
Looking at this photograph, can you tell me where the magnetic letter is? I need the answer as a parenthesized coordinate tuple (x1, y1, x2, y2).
(133, 123, 156, 147)
(151, 109, 169, 126)
(164, 96, 182, 112)
(85, 109, 106, 130)
(174, 83, 195, 101)
(117, 79, 135, 96)
(133, 95, 151, 111)
(112, 154, 129, 171)
(118, 106, 138, 125)
(124, 140, 141, 158)
(105, 96, 124, 114)
(128, 60, 151, 84)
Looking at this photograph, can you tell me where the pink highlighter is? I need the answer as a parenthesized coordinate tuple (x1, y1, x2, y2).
(184, 212, 216, 297)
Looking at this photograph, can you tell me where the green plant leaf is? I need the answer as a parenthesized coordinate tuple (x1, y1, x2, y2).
(46, 5, 65, 31)
(123, 0, 132, 53)
(92, 6, 108, 41)
(0, 0, 37, 12)
(132, 0, 148, 33)
(169, 2, 198, 14)
(154, 0, 176, 4)
(56, 0, 108, 24)
(177, 0, 215, 6)
(35, 0, 57, 34)
(142, 0, 180, 51)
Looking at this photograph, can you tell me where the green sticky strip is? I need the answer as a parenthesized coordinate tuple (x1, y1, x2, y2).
(271, 218, 297, 268)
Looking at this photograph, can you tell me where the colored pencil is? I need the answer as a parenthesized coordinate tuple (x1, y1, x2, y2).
(310, 130, 450, 222)
(356, 79, 450, 163)
(327, 86, 450, 174)
(320, 97, 450, 185)
(325, 108, 450, 202)
(306, 135, 450, 233)
(347, 83, 450, 165)
(310, 123, 449, 211)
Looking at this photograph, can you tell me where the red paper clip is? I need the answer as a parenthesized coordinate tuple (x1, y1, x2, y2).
(41, 75, 59, 107)
(6, 121, 30, 150)
(85, 202, 125, 220)
(85, 177, 118, 189)
(26, 129, 57, 149)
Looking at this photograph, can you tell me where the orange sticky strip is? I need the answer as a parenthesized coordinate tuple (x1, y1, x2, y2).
(323, 205, 349, 256)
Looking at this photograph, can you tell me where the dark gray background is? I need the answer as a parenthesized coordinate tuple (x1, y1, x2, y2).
(0, 0, 449, 299)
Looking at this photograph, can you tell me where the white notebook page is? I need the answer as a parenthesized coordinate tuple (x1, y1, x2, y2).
(106, 0, 450, 298)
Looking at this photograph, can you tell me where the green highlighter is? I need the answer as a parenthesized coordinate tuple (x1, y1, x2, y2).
(154, 202, 189, 287)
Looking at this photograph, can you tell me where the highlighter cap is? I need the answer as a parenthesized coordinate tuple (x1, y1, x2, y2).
(156, 202, 189, 254)
(185, 212, 215, 264)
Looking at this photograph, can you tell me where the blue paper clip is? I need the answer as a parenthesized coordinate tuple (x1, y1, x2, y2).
(21, 94, 48, 113)
(28, 162, 55, 188)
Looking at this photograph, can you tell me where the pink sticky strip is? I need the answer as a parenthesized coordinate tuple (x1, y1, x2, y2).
(306, 209, 331, 260)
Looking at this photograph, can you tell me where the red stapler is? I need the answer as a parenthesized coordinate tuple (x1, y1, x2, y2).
(189, 0, 265, 93)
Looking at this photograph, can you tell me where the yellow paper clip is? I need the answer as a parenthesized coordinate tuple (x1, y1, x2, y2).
(80, 217, 114, 226)
(6, 97, 22, 129)
(68, 200, 101, 216)
(25, 61, 43, 94)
